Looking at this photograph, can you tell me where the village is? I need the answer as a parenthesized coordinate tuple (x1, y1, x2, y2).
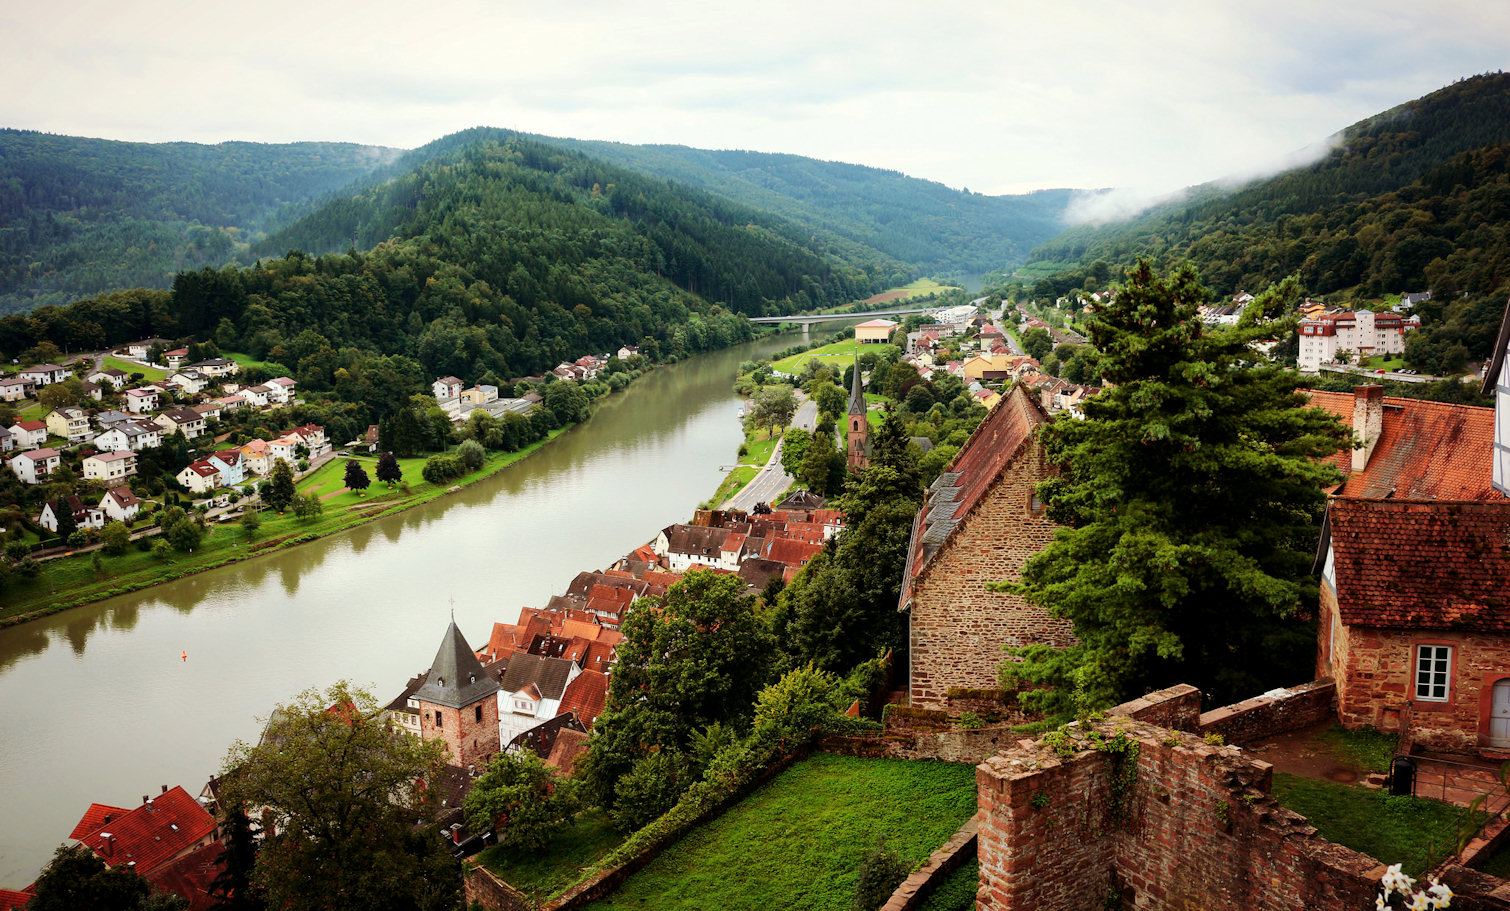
(4, 292, 1509, 911)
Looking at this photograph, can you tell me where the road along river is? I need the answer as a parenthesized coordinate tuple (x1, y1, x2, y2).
(0, 329, 822, 886)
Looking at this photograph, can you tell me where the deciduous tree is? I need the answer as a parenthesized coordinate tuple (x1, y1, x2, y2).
(343, 459, 370, 494)
(264, 459, 295, 512)
(463, 751, 579, 854)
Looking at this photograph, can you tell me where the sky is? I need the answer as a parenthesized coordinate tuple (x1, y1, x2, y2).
(3, 0, 1507, 207)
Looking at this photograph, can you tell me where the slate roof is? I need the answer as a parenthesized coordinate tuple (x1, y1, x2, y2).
(413, 619, 500, 709)
(558, 670, 610, 729)
(105, 486, 140, 509)
(900, 384, 1049, 609)
(497, 653, 577, 701)
(1328, 498, 1510, 631)
(664, 525, 731, 560)
(848, 357, 866, 415)
(73, 786, 216, 875)
(1307, 390, 1495, 500)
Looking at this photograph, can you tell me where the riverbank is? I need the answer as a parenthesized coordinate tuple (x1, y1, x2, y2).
(0, 428, 572, 629)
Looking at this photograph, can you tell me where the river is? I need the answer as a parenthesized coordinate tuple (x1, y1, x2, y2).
(0, 329, 813, 886)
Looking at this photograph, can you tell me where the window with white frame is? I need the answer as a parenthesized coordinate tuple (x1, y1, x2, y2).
(1415, 645, 1452, 702)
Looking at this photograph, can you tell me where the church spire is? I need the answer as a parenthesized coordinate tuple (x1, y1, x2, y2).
(848, 354, 866, 416)
(846, 354, 869, 473)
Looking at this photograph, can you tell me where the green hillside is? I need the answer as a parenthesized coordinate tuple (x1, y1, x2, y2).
(528, 135, 1077, 278)
(0, 130, 402, 312)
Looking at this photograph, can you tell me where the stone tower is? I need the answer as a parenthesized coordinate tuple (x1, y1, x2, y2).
(847, 355, 869, 473)
(412, 618, 501, 769)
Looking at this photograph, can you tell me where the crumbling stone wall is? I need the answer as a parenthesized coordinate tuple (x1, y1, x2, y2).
(907, 442, 1073, 710)
(976, 720, 1383, 911)
(1198, 680, 1336, 747)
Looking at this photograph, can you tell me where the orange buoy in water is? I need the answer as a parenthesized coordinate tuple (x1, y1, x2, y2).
(181, 650, 187, 662)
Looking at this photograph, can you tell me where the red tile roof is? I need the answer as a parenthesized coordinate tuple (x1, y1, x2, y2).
(1306, 390, 1495, 500)
(74, 786, 217, 875)
(1328, 498, 1510, 631)
(143, 839, 224, 911)
(558, 670, 610, 729)
(69, 802, 133, 839)
(0, 888, 33, 911)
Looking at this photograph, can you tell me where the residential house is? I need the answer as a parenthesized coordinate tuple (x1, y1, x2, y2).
(616, 345, 639, 360)
(0, 376, 35, 401)
(287, 424, 328, 457)
(186, 358, 238, 378)
(207, 449, 245, 486)
(239, 385, 271, 408)
(268, 435, 299, 466)
(93, 409, 132, 431)
(95, 420, 161, 452)
(654, 523, 733, 572)
(155, 408, 205, 440)
(192, 402, 221, 422)
(163, 348, 188, 369)
(80, 380, 103, 401)
(122, 338, 169, 358)
(265, 377, 297, 403)
(0, 426, 11, 453)
(176, 460, 222, 494)
(10, 448, 61, 484)
(9, 420, 47, 449)
(855, 319, 899, 344)
(433, 376, 464, 400)
(124, 388, 159, 414)
(69, 786, 218, 879)
(899, 385, 1075, 710)
(46, 407, 92, 443)
(39, 495, 104, 532)
(83, 450, 138, 483)
(497, 653, 581, 747)
(101, 486, 141, 523)
(215, 393, 247, 413)
(241, 439, 271, 475)
(168, 370, 210, 396)
(461, 384, 498, 406)
(1316, 498, 1510, 756)
(19, 363, 67, 386)
(89, 367, 130, 390)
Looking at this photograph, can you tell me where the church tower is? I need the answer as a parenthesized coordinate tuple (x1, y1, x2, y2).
(412, 618, 501, 769)
(847, 356, 869, 473)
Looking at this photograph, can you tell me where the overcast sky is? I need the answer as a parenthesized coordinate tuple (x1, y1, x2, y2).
(3, 1, 1507, 203)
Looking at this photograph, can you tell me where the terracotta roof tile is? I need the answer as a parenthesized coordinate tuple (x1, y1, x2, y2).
(74, 787, 216, 875)
(144, 839, 224, 911)
(69, 802, 133, 840)
(558, 670, 609, 729)
(1329, 498, 1510, 631)
(0, 889, 33, 911)
(1306, 390, 1495, 500)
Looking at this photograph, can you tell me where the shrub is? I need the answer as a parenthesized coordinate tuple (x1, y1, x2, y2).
(456, 439, 486, 472)
(852, 838, 909, 911)
(422, 454, 464, 484)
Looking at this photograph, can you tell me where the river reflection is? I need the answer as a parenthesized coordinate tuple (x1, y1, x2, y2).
(0, 329, 814, 885)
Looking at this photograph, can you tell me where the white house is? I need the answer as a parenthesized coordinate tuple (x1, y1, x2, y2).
(208, 449, 245, 486)
(163, 348, 188, 369)
(155, 408, 205, 440)
(83, 450, 138, 483)
(0, 376, 35, 401)
(168, 370, 210, 396)
(1484, 297, 1510, 494)
(88, 368, 130, 390)
(19, 363, 67, 386)
(95, 421, 161, 452)
(215, 394, 248, 413)
(124, 388, 159, 414)
(186, 358, 239, 378)
(433, 376, 464, 400)
(240, 385, 271, 408)
(495, 654, 581, 747)
(9, 421, 47, 449)
(0, 426, 11, 453)
(264, 378, 295, 404)
(10, 448, 61, 484)
(176, 460, 222, 494)
(100, 486, 141, 523)
(38, 496, 104, 533)
(93, 409, 132, 431)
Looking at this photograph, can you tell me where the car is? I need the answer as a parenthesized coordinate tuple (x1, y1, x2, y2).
(1375, 369, 1386, 374)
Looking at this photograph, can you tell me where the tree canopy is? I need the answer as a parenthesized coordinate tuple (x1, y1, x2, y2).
(1001, 263, 1347, 716)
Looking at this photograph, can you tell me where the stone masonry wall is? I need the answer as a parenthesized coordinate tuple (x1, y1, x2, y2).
(907, 443, 1074, 710)
(977, 720, 1383, 911)
(418, 697, 500, 770)
(1198, 680, 1336, 748)
(1337, 622, 1510, 756)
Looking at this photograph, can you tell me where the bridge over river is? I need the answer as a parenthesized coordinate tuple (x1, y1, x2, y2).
(748, 306, 939, 337)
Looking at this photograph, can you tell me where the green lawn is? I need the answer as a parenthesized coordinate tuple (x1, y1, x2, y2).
(584, 753, 979, 911)
(1315, 725, 1397, 776)
(0, 432, 567, 626)
(224, 351, 285, 374)
(1272, 772, 1479, 877)
(770, 340, 896, 375)
(875, 278, 962, 302)
(742, 435, 778, 468)
(101, 355, 166, 382)
(478, 809, 623, 899)
(13, 400, 45, 422)
(1358, 355, 1407, 372)
(915, 859, 978, 911)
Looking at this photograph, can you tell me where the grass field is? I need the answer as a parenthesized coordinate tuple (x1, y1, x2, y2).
(1314, 725, 1397, 776)
(1272, 772, 1479, 877)
(100, 355, 167, 382)
(224, 351, 286, 374)
(1359, 355, 1407, 372)
(770, 340, 899, 375)
(862, 278, 962, 305)
(0, 432, 567, 626)
(584, 753, 979, 911)
(478, 809, 623, 899)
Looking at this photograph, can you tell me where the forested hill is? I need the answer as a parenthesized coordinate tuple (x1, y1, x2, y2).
(1025, 73, 1510, 294)
(522, 134, 1077, 279)
(0, 131, 402, 313)
(3, 135, 882, 397)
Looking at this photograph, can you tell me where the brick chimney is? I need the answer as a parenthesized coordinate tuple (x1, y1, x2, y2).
(1352, 385, 1384, 472)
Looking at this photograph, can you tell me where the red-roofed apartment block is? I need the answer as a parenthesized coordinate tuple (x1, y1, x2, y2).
(899, 384, 1075, 710)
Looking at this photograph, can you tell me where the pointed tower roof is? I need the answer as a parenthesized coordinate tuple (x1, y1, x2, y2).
(413, 619, 500, 709)
(848, 355, 866, 416)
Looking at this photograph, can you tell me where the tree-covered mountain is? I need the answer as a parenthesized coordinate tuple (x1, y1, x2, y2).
(1019, 73, 1510, 372)
(521, 134, 1077, 279)
(1, 135, 887, 440)
(0, 130, 402, 312)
